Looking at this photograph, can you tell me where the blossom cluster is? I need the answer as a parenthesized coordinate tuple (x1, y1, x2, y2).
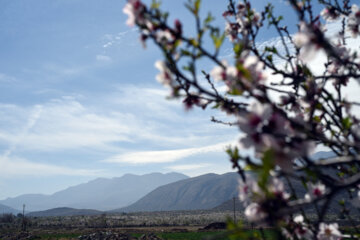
(347, 5, 360, 37)
(238, 177, 290, 222)
(223, 2, 262, 42)
(237, 101, 315, 170)
(282, 216, 343, 240)
(124, 0, 182, 51)
(210, 55, 265, 93)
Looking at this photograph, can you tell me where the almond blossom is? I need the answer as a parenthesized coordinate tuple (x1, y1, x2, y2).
(305, 182, 326, 200)
(347, 5, 360, 38)
(238, 101, 314, 170)
(320, 7, 340, 22)
(240, 55, 266, 89)
(225, 22, 240, 42)
(239, 177, 290, 222)
(210, 60, 238, 83)
(244, 202, 267, 222)
(317, 223, 342, 240)
(155, 29, 175, 48)
(292, 215, 313, 240)
(123, 0, 146, 27)
(293, 22, 320, 61)
(154, 60, 175, 88)
(238, 178, 262, 204)
(282, 215, 314, 240)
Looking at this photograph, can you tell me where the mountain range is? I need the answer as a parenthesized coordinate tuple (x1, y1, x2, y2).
(0, 203, 20, 215)
(117, 172, 240, 212)
(27, 207, 102, 217)
(0, 172, 188, 212)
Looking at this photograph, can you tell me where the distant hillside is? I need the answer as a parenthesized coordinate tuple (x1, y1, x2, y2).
(0, 172, 188, 211)
(117, 172, 240, 212)
(0, 203, 20, 215)
(212, 198, 243, 212)
(27, 207, 102, 217)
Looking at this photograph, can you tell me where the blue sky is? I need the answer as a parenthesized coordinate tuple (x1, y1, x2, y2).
(0, 0, 345, 199)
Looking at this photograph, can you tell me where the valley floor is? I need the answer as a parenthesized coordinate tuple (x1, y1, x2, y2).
(0, 210, 358, 239)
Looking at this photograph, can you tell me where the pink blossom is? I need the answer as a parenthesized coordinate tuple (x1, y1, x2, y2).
(155, 29, 175, 46)
(320, 7, 340, 21)
(210, 60, 238, 83)
(241, 55, 266, 89)
(317, 223, 342, 240)
(293, 22, 320, 61)
(269, 178, 290, 200)
(233, 4, 262, 35)
(282, 215, 314, 240)
(244, 203, 267, 222)
(238, 101, 313, 170)
(305, 182, 326, 200)
(225, 22, 240, 42)
(239, 177, 290, 222)
(347, 5, 360, 37)
(154, 60, 174, 87)
(123, 0, 146, 27)
(293, 215, 314, 239)
(238, 178, 262, 204)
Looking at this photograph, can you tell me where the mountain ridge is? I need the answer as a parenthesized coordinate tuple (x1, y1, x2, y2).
(117, 172, 240, 212)
(0, 172, 188, 211)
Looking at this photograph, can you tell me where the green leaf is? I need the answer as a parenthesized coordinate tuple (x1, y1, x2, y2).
(233, 42, 244, 57)
(211, 102, 220, 109)
(266, 54, 273, 62)
(227, 88, 243, 96)
(236, 63, 251, 81)
(226, 146, 240, 161)
(315, 103, 323, 110)
(150, 0, 161, 9)
(342, 117, 352, 130)
(189, 38, 198, 47)
(303, 66, 313, 77)
(258, 149, 275, 190)
(313, 115, 321, 123)
(204, 12, 214, 25)
(214, 33, 225, 50)
(180, 49, 192, 56)
(194, 0, 201, 15)
(264, 46, 278, 54)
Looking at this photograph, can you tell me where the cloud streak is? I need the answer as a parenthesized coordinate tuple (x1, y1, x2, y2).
(0, 155, 102, 178)
(103, 141, 232, 165)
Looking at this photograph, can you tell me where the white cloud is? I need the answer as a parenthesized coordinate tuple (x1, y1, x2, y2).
(261, 20, 360, 106)
(102, 29, 137, 48)
(0, 85, 237, 155)
(0, 73, 17, 83)
(103, 141, 232, 165)
(165, 163, 211, 171)
(0, 97, 135, 152)
(96, 55, 112, 62)
(43, 63, 87, 76)
(0, 155, 101, 178)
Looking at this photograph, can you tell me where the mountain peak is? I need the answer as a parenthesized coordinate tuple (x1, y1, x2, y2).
(0, 172, 188, 211)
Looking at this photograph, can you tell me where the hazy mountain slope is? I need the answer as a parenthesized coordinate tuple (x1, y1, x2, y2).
(0, 203, 20, 214)
(0, 194, 47, 213)
(27, 207, 102, 217)
(0, 172, 188, 211)
(118, 172, 240, 212)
